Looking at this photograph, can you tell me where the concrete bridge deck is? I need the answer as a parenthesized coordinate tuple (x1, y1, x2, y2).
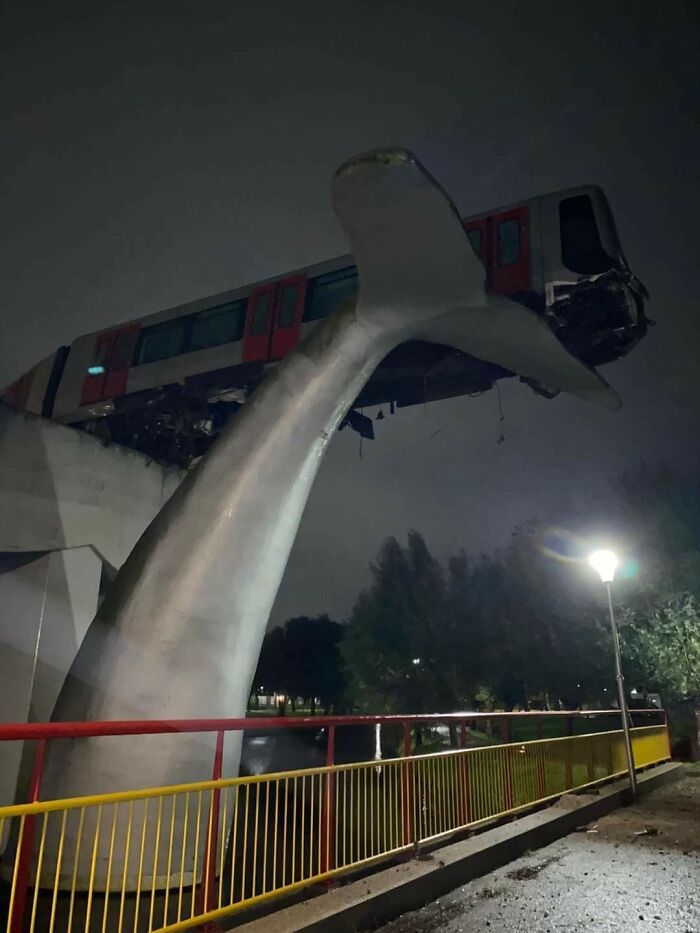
(233, 763, 692, 933)
(379, 765, 700, 933)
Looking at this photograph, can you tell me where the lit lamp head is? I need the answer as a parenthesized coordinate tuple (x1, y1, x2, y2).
(588, 549, 619, 584)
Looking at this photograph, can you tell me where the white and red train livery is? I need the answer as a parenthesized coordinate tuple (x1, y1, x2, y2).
(4, 185, 648, 466)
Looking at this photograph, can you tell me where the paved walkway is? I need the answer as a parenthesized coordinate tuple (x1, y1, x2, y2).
(379, 766, 700, 933)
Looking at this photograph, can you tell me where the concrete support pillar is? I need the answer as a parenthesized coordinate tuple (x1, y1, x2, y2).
(0, 547, 102, 806)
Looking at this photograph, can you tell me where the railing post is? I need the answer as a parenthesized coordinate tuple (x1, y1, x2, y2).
(587, 735, 596, 784)
(9, 739, 46, 933)
(499, 717, 513, 810)
(202, 730, 225, 926)
(606, 729, 615, 777)
(663, 710, 672, 760)
(535, 716, 546, 798)
(499, 717, 511, 744)
(564, 716, 574, 789)
(320, 725, 336, 875)
(458, 720, 471, 827)
(401, 721, 414, 847)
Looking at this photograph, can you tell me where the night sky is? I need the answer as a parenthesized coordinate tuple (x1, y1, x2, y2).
(2, 2, 699, 625)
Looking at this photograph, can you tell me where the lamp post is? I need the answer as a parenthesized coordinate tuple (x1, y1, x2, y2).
(588, 549, 638, 799)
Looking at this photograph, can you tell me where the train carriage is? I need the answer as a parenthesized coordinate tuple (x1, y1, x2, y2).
(3, 184, 648, 467)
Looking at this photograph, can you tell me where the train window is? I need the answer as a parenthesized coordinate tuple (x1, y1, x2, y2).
(250, 292, 273, 336)
(467, 228, 482, 258)
(190, 300, 246, 352)
(137, 319, 187, 365)
(559, 195, 615, 275)
(303, 267, 358, 322)
(497, 219, 520, 266)
(278, 284, 298, 329)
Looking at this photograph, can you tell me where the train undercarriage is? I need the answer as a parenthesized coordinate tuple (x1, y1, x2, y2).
(77, 270, 648, 469)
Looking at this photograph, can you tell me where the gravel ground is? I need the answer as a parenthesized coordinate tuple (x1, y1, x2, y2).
(378, 767, 700, 933)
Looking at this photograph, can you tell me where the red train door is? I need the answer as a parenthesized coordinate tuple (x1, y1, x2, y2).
(243, 276, 306, 363)
(80, 324, 140, 406)
(104, 325, 140, 398)
(269, 275, 305, 360)
(243, 283, 276, 363)
(490, 206, 530, 294)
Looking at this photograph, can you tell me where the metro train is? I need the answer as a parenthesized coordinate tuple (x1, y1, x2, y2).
(3, 185, 648, 467)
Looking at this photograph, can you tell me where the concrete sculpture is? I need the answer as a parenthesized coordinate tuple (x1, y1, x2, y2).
(41, 148, 619, 884)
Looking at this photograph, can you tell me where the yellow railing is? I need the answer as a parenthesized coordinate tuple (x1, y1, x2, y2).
(0, 725, 669, 932)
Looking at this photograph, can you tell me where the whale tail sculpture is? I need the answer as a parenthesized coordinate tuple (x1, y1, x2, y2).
(40, 148, 620, 888)
(334, 149, 619, 408)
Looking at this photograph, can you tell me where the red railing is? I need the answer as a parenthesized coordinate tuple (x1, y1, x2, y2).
(0, 708, 667, 933)
(0, 707, 667, 744)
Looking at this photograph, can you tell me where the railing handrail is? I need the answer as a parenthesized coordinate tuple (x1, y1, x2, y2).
(0, 723, 667, 819)
(0, 711, 670, 933)
(0, 708, 665, 742)
(0, 722, 672, 933)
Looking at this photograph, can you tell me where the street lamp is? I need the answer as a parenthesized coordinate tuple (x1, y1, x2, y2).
(587, 549, 637, 798)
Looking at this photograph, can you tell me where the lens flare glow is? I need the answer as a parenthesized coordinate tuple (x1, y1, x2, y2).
(538, 527, 583, 564)
(588, 549, 619, 583)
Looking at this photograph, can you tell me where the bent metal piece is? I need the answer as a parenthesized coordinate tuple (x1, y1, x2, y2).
(42, 149, 619, 886)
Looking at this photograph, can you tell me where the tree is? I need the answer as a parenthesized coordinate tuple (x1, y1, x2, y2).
(267, 462, 700, 753)
(494, 521, 612, 709)
(252, 625, 287, 712)
(253, 615, 347, 713)
(283, 615, 348, 713)
(445, 551, 501, 704)
(607, 463, 700, 754)
(620, 592, 700, 755)
(343, 527, 612, 715)
(254, 626, 286, 700)
(342, 532, 463, 713)
(621, 593, 700, 701)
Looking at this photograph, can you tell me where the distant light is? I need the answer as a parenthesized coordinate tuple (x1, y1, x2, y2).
(588, 549, 619, 583)
(618, 557, 640, 580)
(87, 365, 105, 375)
(412, 658, 421, 665)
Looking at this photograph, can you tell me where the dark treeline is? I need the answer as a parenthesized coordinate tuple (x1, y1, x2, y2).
(252, 614, 348, 714)
(253, 464, 700, 751)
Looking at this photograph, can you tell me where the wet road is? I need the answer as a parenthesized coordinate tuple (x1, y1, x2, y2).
(379, 768, 700, 933)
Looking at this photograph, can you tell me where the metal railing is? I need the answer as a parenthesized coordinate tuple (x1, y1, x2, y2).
(0, 711, 670, 932)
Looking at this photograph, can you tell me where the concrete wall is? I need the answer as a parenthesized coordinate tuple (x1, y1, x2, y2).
(0, 404, 185, 803)
(0, 403, 182, 570)
(0, 549, 102, 803)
